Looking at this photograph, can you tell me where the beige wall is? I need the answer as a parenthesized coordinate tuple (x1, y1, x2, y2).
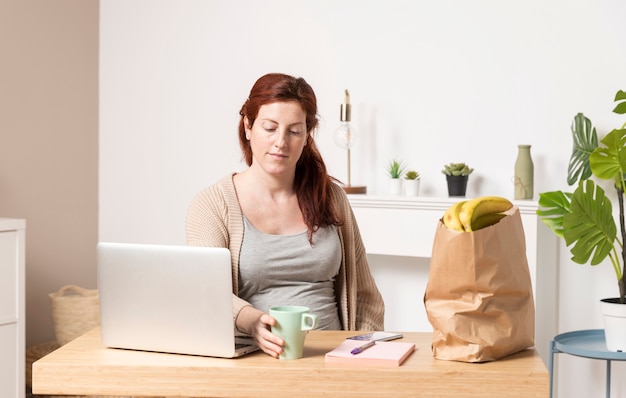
(0, 0, 99, 346)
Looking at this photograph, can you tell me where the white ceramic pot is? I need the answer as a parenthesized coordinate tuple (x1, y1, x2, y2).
(404, 179, 420, 196)
(600, 298, 626, 351)
(389, 178, 402, 195)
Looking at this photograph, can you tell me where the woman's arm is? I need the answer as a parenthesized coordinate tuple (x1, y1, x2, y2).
(185, 181, 285, 357)
(331, 183, 385, 331)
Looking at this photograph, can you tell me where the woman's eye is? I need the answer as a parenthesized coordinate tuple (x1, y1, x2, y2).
(290, 130, 302, 135)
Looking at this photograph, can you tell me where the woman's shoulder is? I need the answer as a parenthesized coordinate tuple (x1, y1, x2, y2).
(327, 179, 356, 225)
(328, 179, 350, 205)
(190, 174, 237, 206)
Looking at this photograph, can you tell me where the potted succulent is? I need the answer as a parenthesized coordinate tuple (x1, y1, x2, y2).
(404, 170, 421, 196)
(442, 162, 473, 197)
(387, 159, 406, 195)
(537, 89, 626, 351)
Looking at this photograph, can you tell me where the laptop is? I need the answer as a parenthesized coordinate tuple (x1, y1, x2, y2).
(97, 242, 259, 358)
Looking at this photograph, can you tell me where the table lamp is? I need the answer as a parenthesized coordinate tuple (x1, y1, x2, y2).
(333, 89, 367, 194)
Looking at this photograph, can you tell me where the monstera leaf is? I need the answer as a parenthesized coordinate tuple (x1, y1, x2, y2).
(567, 113, 598, 186)
(538, 90, 626, 303)
(537, 191, 572, 238)
(589, 128, 626, 182)
(563, 180, 617, 266)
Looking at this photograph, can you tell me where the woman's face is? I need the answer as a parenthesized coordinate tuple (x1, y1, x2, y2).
(245, 101, 308, 178)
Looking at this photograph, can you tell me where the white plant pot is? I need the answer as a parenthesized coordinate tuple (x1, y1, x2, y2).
(600, 298, 626, 351)
(389, 178, 402, 195)
(404, 179, 420, 196)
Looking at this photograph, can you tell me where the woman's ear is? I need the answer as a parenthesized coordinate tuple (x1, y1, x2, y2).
(243, 116, 252, 139)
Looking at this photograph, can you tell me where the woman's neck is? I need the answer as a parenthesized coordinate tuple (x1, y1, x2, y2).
(236, 167, 296, 201)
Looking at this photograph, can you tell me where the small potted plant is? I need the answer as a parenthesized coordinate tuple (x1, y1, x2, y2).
(442, 162, 473, 197)
(537, 89, 626, 351)
(386, 159, 406, 195)
(404, 170, 421, 196)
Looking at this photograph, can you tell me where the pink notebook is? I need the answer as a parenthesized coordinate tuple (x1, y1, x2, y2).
(325, 339, 416, 366)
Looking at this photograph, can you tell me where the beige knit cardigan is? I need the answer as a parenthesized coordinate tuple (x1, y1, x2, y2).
(185, 174, 385, 331)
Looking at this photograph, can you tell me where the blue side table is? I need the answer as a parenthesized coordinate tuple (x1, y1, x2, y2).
(550, 329, 626, 398)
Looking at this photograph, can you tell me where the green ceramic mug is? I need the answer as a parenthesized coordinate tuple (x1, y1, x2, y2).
(269, 306, 318, 360)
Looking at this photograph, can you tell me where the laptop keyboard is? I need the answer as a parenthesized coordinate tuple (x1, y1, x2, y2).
(235, 336, 255, 349)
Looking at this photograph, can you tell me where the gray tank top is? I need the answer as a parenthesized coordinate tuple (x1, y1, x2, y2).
(238, 216, 342, 330)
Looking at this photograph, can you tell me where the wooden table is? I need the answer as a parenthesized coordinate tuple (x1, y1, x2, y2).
(33, 328, 548, 397)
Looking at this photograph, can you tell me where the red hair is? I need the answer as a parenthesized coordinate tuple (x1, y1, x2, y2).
(238, 73, 343, 241)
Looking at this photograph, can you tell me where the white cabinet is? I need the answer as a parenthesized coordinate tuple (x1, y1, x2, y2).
(348, 195, 558, 365)
(0, 218, 25, 398)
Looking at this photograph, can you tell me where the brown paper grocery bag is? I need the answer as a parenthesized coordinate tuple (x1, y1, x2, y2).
(423, 206, 535, 362)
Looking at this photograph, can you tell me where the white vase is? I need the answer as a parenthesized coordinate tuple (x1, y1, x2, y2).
(404, 179, 420, 196)
(600, 298, 626, 351)
(389, 178, 402, 195)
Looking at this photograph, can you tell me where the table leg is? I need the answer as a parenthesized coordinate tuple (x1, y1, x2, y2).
(549, 340, 556, 398)
(606, 359, 611, 398)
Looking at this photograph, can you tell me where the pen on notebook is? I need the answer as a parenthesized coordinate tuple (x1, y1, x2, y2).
(350, 340, 376, 355)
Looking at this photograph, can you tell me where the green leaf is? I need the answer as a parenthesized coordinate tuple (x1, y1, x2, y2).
(614, 90, 626, 114)
(589, 128, 626, 180)
(613, 102, 626, 115)
(563, 180, 616, 265)
(537, 190, 573, 238)
(387, 159, 406, 178)
(567, 113, 597, 185)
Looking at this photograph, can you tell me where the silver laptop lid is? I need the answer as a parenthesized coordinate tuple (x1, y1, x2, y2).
(97, 242, 253, 357)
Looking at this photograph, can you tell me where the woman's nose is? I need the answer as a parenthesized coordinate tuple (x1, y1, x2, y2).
(274, 130, 288, 147)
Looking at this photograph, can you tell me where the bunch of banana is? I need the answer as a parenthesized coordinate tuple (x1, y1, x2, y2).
(442, 196, 513, 232)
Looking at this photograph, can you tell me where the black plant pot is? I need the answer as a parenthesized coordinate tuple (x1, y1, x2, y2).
(446, 175, 468, 197)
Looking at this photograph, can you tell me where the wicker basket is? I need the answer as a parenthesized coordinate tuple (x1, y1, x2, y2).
(49, 285, 100, 346)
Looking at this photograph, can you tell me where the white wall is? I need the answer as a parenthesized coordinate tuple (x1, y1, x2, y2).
(100, 1, 626, 397)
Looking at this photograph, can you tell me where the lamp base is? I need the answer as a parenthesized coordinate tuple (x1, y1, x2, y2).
(342, 185, 367, 194)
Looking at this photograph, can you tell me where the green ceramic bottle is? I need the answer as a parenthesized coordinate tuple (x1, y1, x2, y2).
(514, 145, 534, 199)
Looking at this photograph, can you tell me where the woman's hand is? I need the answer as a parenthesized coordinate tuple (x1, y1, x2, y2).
(250, 313, 284, 358)
(236, 306, 284, 358)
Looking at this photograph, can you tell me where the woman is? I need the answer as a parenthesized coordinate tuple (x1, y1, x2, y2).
(186, 73, 384, 358)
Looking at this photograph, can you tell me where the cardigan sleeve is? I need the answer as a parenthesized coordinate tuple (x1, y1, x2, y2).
(185, 178, 253, 328)
(185, 183, 229, 248)
(350, 207, 385, 331)
(331, 183, 385, 331)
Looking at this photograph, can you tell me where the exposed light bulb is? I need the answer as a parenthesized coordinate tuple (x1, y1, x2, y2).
(333, 121, 356, 150)
(333, 89, 366, 193)
(334, 89, 354, 150)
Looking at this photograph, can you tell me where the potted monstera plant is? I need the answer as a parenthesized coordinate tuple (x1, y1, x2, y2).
(537, 89, 626, 351)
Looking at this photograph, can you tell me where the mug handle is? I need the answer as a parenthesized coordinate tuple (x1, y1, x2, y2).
(301, 313, 318, 331)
